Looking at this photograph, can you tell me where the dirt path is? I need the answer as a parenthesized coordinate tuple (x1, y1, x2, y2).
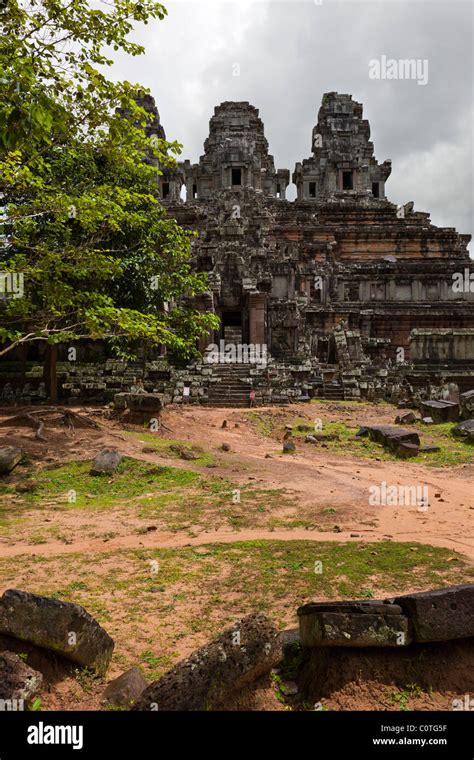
(151, 404, 474, 559)
(0, 524, 471, 559)
(1, 402, 473, 560)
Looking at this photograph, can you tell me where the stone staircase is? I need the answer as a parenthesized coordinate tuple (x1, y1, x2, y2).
(223, 326, 243, 344)
(321, 381, 346, 400)
(205, 363, 253, 407)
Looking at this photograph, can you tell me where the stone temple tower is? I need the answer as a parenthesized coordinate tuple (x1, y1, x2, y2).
(180, 102, 290, 200)
(293, 92, 392, 201)
(130, 93, 185, 202)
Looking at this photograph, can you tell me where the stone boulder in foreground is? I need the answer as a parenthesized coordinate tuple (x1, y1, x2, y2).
(0, 589, 114, 675)
(134, 613, 281, 711)
(0, 446, 23, 475)
(392, 585, 474, 642)
(0, 651, 43, 706)
(298, 600, 412, 647)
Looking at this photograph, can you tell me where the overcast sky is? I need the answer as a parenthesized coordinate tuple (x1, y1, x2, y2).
(108, 0, 473, 252)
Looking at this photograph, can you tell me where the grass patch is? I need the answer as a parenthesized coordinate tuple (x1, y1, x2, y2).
(1, 539, 471, 680)
(18, 457, 200, 509)
(123, 430, 215, 466)
(245, 410, 473, 467)
(136, 483, 296, 530)
(0, 457, 301, 537)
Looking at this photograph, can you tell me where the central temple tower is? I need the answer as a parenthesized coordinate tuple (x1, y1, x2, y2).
(180, 101, 290, 200)
(293, 92, 392, 200)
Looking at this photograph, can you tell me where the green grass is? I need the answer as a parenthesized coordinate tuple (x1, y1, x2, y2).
(17, 457, 200, 509)
(310, 398, 376, 407)
(4, 539, 470, 623)
(135, 483, 296, 530)
(389, 683, 424, 711)
(294, 419, 474, 466)
(123, 430, 215, 466)
(246, 410, 474, 467)
(0, 457, 299, 535)
(2, 538, 470, 680)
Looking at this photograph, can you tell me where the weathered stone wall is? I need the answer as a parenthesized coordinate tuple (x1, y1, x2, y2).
(1, 92, 473, 405)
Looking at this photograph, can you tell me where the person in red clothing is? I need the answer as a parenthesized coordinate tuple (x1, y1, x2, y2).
(249, 389, 256, 407)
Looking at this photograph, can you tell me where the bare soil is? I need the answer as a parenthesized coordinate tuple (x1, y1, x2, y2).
(0, 400, 472, 711)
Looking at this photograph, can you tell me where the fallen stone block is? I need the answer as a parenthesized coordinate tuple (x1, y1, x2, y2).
(460, 389, 474, 419)
(397, 400, 415, 409)
(299, 600, 404, 615)
(297, 600, 411, 647)
(169, 445, 199, 461)
(392, 584, 474, 642)
(279, 627, 300, 654)
(283, 440, 295, 453)
(0, 589, 114, 674)
(395, 411, 417, 425)
(0, 446, 23, 475)
(0, 651, 43, 707)
(420, 400, 459, 423)
(90, 448, 122, 476)
(103, 667, 148, 707)
(357, 425, 420, 458)
(356, 425, 420, 448)
(452, 419, 474, 442)
(114, 392, 164, 413)
(305, 433, 339, 443)
(133, 613, 281, 711)
(421, 417, 434, 425)
(386, 439, 420, 458)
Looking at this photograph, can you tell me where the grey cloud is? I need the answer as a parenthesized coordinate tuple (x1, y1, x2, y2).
(109, 0, 473, 248)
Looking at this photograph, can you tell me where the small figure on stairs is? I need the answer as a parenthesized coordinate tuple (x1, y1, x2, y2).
(249, 389, 256, 408)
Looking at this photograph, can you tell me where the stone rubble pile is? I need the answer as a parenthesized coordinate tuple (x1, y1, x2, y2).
(0, 584, 472, 710)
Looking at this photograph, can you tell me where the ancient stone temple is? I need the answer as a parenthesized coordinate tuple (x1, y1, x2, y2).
(1, 92, 473, 405)
(156, 93, 474, 404)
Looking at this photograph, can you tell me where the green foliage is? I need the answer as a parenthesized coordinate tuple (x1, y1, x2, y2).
(74, 666, 101, 692)
(389, 683, 423, 711)
(246, 410, 474, 467)
(21, 457, 200, 508)
(0, 1, 218, 359)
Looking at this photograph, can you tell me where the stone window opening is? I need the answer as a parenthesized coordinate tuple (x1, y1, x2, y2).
(372, 181, 380, 198)
(313, 284, 322, 303)
(162, 182, 170, 198)
(276, 183, 281, 199)
(231, 167, 242, 186)
(309, 182, 317, 198)
(342, 171, 353, 190)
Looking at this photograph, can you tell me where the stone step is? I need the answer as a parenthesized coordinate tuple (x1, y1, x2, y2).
(210, 388, 250, 394)
(208, 392, 250, 398)
(207, 387, 251, 394)
(202, 401, 250, 407)
(206, 387, 249, 392)
(321, 383, 345, 400)
(213, 366, 258, 370)
(207, 390, 249, 398)
(210, 372, 250, 376)
(209, 381, 250, 388)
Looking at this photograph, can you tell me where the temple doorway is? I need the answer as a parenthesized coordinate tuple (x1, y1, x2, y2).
(221, 310, 244, 345)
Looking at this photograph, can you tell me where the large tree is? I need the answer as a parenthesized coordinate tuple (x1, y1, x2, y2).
(0, 1, 217, 393)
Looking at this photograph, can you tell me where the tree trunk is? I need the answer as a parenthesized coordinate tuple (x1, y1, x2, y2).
(19, 343, 27, 389)
(45, 344, 58, 402)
